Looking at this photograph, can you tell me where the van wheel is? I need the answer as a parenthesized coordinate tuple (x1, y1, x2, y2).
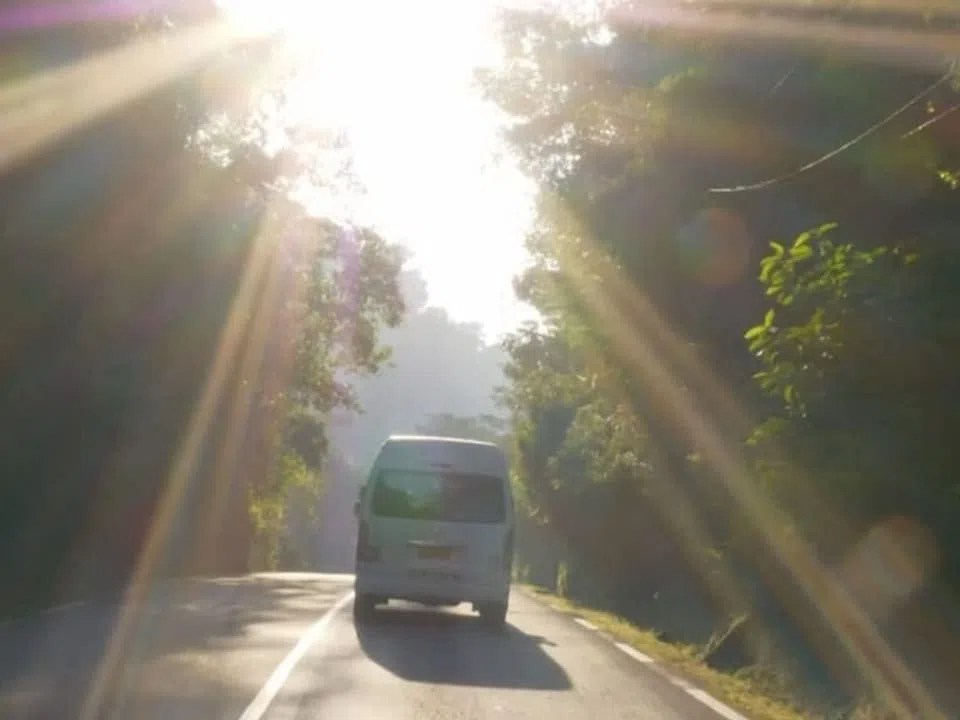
(478, 601, 507, 629)
(353, 593, 376, 623)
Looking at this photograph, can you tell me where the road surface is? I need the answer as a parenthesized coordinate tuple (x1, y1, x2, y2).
(0, 573, 745, 719)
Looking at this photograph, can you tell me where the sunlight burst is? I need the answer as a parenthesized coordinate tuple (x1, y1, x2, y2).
(220, 0, 539, 339)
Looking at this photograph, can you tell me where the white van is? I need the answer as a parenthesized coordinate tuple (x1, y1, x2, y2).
(353, 435, 514, 626)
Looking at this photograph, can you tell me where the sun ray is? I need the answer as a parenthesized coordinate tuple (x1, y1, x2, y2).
(0, 16, 273, 173)
(610, 2, 960, 74)
(544, 195, 946, 717)
(79, 179, 283, 720)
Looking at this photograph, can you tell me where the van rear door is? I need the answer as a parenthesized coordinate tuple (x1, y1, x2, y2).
(368, 468, 511, 588)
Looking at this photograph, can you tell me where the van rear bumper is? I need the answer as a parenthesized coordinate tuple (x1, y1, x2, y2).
(355, 563, 509, 606)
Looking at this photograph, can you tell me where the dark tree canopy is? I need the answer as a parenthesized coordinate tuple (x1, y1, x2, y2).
(483, 2, 960, 714)
(0, 5, 403, 611)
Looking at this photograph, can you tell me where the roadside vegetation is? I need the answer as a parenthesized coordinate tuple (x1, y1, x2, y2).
(479, 3, 960, 717)
(525, 585, 811, 720)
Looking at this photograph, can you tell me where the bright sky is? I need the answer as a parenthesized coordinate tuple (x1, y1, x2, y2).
(222, 0, 540, 342)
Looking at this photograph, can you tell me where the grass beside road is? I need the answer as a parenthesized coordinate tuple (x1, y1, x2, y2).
(522, 584, 814, 720)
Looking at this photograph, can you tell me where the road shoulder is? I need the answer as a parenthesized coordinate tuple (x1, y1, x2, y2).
(519, 585, 810, 720)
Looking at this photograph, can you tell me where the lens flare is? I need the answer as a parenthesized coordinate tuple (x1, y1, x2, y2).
(675, 208, 752, 288)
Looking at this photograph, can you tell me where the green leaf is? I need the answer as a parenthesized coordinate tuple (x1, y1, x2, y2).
(763, 309, 775, 328)
(754, 371, 776, 390)
(937, 168, 960, 189)
(744, 325, 765, 340)
(789, 244, 813, 260)
(770, 241, 785, 257)
(759, 258, 775, 282)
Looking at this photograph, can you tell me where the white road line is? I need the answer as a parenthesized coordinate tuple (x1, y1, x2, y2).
(685, 688, 751, 720)
(237, 591, 354, 720)
(664, 673, 695, 691)
(527, 590, 753, 720)
(615, 642, 749, 720)
(614, 641, 655, 663)
(573, 617, 598, 631)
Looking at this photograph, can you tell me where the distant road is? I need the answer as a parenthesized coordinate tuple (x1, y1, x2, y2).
(0, 573, 746, 719)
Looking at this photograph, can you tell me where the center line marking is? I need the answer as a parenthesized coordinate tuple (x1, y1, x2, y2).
(237, 591, 354, 720)
(574, 617, 598, 631)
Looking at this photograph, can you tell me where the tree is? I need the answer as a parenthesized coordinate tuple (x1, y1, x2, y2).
(328, 268, 507, 466)
(746, 224, 960, 571)
(0, 4, 404, 613)
(483, 2, 960, 712)
(415, 413, 509, 446)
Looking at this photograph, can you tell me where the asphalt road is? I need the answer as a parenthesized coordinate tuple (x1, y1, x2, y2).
(0, 573, 745, 719)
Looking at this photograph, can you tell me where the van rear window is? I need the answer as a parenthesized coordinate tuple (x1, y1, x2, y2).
(371, 470, 506, 523)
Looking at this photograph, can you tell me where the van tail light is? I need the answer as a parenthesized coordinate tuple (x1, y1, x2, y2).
(356, 519, 380, 562)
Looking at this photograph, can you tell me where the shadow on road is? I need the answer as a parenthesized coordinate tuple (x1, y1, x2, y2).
(354, 604, 572, 690)
(0, 574, 350, 719)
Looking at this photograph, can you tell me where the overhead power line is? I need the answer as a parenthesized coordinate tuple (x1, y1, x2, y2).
(708, 71, 953, 194)
(900, 100, 960, 139)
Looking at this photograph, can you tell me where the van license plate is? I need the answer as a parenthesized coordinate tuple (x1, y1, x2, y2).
(418, 546, 452, 560)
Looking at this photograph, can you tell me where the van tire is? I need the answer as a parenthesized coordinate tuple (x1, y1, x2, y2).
(478, 601, 507, 629)
(353, 593, 376, 623)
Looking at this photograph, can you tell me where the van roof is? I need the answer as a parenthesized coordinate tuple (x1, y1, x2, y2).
(385, 434, 499, 448)
(374, 435, 508, 477)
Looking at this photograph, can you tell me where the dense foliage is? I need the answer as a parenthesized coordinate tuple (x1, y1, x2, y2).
(329, 269, 507, 467)
(312, 271, 510, 572)
(0, 6, 402, 612)
(482, 1, 960, 714)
